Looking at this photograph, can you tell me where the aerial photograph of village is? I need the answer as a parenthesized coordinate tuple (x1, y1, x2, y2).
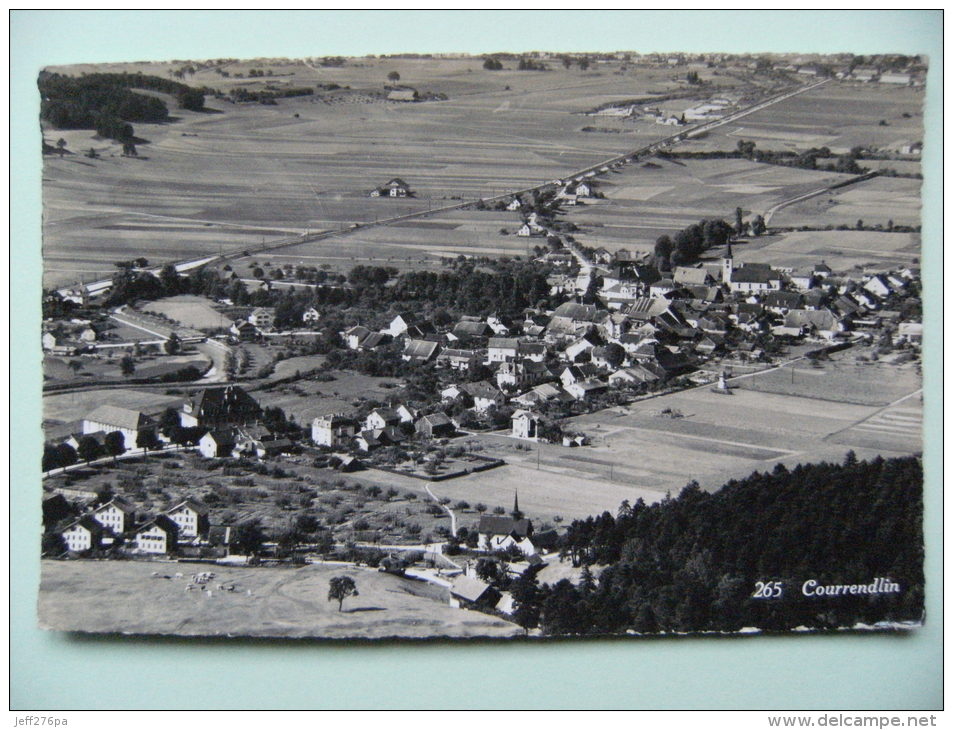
(37, 49, 926, 640)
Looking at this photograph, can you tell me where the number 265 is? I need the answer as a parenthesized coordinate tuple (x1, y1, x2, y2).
(752, 581, 784, 599)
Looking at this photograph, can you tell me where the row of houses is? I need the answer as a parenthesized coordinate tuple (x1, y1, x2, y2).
(59, 497, 209, 555)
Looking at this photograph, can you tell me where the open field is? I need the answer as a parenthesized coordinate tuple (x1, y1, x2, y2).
(255, 371, 404, 425)
(425, 356, 922, 521)
(730, 229, 920, 271)
(38, 560, 520, 638)
(142, 295, 230, 330)
(768, 175, 922, 229)
(557, 156, 856, 255)
(681, 82, 925, 154)
(43, 387, 183, 429)
(41, 58, 770, 287)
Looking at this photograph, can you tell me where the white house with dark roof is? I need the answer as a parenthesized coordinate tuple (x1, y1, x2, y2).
(511, 409, 541, 440)
(133, 515, 179, 555)
(487, 337, 520, 363)
(477, 514, 534, 554)
(248, 307, 275, 331)
(164, 500, 209, 540)
(344, 325, 372, 350)
(312, 414, 358, 448)
(364, 408, 401, 431)
(91, 498, 136, 536)
(198, 428, 238, 459)
(82, 405, 156, 451)
(61, 516, 104, 553)
(402, 338, 440, 362)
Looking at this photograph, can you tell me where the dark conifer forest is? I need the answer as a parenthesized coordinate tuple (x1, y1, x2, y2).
(536, 455, 923, 635)
(39, 71, 207, 141)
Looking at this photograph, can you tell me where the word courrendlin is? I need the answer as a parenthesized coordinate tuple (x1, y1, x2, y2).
(801, 577, 902, 597)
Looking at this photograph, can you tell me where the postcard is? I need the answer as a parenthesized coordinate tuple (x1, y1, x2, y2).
(37, 50, 926, 639)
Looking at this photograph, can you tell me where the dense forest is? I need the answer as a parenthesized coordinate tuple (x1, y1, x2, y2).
(39, 71, 207, 141)
(521, 455, 924, 635)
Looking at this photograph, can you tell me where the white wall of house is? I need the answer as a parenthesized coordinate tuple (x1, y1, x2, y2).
(63, 525, 95, 552)
(82, 421, 138, 450)
(92, 504, 131, 534)
(167, 507, 200, 538)
(135, 526, 171, 554)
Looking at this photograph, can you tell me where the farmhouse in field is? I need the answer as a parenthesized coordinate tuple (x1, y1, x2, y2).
(60, 516, 104, 553)
(370, 178, 413, 197)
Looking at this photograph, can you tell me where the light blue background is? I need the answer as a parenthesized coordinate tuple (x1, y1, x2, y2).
(11, 10, 943, 710)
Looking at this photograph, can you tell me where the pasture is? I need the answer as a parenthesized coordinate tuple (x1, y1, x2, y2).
(731, 229, 920, 271)
(684, 82, 925, 154)
(767, 175, 922, 230)
(557, 156, 855, 255)
(440, 355, 923, 521)
(142, 295, 230, 330)
(42, 387, 183, 433)
(255, 371, 404, 425)
(38, 560, 520, 639)
(41, 57, 761, 287)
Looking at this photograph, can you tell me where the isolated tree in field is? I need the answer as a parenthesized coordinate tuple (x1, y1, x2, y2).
(104, 431, 126, 463)
(734, 207, 744, 236)
(750, 215, 767, 236)
(77, 435, 103, 464)
(67, 359, 83, 375)
(387, 71, 400, 83)
(56, 138, 67, 156)
(119, 354, 136, 377)
(578, 57, 590, 71)
(328, 575, 359, 612)
(562, 56, 572, 69)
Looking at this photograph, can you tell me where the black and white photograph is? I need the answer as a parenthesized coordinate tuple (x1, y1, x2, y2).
(36, 44, 927, 642)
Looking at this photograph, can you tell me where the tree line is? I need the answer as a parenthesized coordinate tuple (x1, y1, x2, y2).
(509, 454, 923, 636)
(39, 71, 207, 142)
(93, 258, 557, 329)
